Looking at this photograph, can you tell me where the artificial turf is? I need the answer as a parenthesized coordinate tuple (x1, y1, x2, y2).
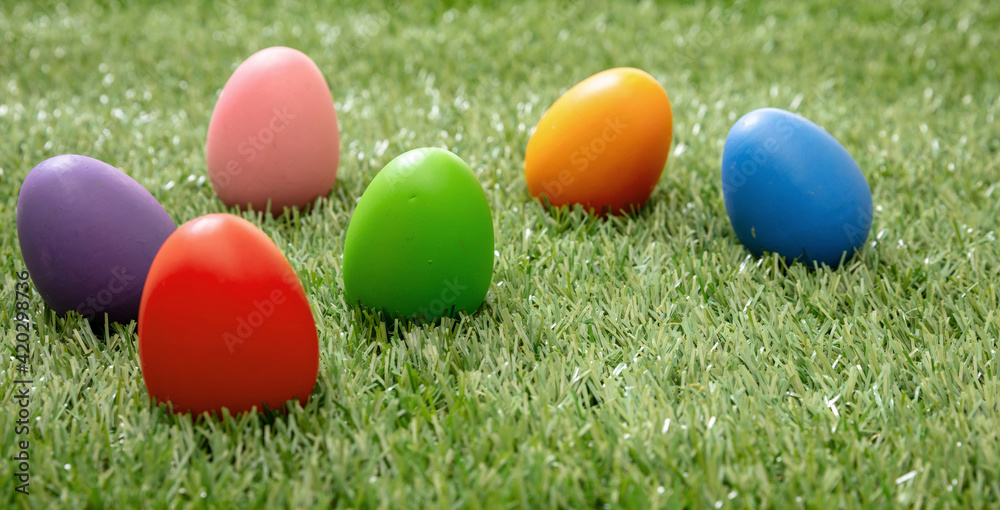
(2, 0, 1000, 508)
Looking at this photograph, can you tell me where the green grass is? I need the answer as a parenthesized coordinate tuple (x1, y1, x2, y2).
(2, 0, 1000, 507)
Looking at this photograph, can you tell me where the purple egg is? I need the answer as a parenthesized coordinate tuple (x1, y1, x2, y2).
(16, 155, 176, 324)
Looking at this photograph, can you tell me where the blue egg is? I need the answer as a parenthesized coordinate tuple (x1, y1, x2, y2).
(721, 108, 873, 268)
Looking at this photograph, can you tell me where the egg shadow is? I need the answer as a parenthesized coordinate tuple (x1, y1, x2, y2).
(85, 313, 135, 339)
(347, 300, 489, 349)
(532, 194, 659, 236)
(734, 243, 873, 281)
(147, 398, 309, 462)
(223, 196, 326, 226)
(537, 192, 654, 218)
(32, 304, 137, 348)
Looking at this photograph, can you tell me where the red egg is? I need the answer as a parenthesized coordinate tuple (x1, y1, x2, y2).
(206, 46, 340, 214)
(138, 213, 319, 415)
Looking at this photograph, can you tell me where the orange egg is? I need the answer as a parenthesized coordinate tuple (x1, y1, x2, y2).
(524, 68, 673, 214)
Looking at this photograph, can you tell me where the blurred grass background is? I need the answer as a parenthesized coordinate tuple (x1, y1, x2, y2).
(1, 0, 999, 507)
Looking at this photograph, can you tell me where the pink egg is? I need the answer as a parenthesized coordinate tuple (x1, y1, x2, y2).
(206, 46, 340, 214)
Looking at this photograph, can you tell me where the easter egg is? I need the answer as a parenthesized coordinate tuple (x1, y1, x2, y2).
(138, 213, 319, 415)
(16, 155, 176, 324)
(343, 148, 494, 321)
(721, 108, 873, 268)
(206, 46, 340, 214)
(524, 67, 673, 214)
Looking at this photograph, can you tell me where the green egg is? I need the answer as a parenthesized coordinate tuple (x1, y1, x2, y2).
(343, 148, 494, 321)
